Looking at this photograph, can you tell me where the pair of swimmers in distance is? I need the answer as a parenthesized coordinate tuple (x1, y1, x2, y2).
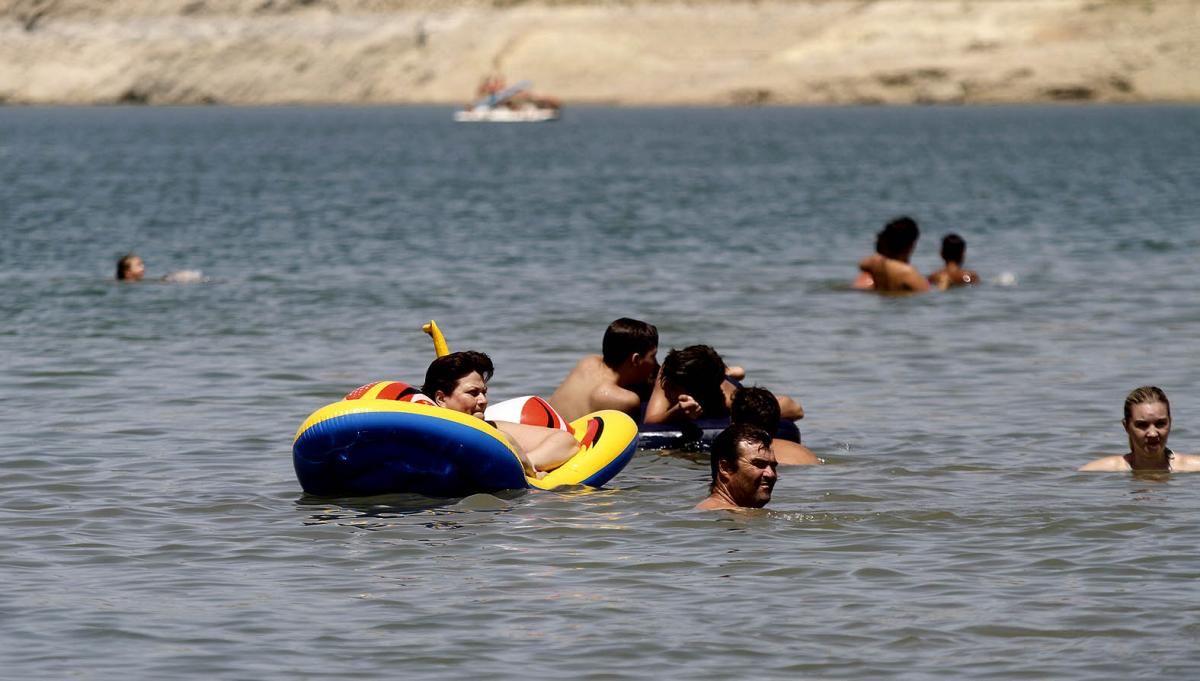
(116, 253, 204, 284)
(852, 216, 978, 293)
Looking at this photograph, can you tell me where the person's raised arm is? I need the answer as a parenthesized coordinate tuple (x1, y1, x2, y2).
(643, 375, 703, 425)
(777, 393, 804, 421)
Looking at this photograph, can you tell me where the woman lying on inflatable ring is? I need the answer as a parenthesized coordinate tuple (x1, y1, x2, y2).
(422, 351, 579, 478)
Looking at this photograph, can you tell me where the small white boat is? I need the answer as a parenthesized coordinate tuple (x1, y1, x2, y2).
(454, 106, 560, 123)
(454, 79, 561, 123)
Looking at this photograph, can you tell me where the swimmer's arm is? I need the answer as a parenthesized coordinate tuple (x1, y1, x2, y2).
(928, 271, 950, 291)
(1169, 453, 1200, 472)
(777, 394, 804, 421)
(774, 440, 821, 465)
(497, 431, 538, 476)
(859, 253, 883, 272)
(643, 382, 701, 424)
(642, 381, 674, 424)
(1077, 455, 1127, 472)
(497, 421, 579, 474)
(901, 266, 931, 292)
(725, 366, 746, 381)
(590, 384, 643, 419)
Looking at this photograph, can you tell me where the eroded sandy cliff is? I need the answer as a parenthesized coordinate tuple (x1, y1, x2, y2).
(1, 0, 1195, 105)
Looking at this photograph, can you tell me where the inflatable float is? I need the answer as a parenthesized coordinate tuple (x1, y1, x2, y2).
(638, 418, 801, 450)
(486, 393, 799, 450)
(293, 381, 638, 498)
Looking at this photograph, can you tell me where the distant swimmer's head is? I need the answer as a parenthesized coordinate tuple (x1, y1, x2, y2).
(116, 253, 145, 281)
(941, 233, 966, 265)
(423, 351, 495, 419)
(877, 216, 920, 260)
(602, 317, 659, 380)
(1122, 386, 1171, 457)
(661, 345, 728, 418)
(731, 386, 782, 432)
(709, 423, 777, 507)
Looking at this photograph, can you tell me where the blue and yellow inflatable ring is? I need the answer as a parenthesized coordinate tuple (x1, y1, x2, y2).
(293, 382, 639, 498)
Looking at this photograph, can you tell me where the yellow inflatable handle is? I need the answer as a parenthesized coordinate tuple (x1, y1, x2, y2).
(423, 320, 451, 357)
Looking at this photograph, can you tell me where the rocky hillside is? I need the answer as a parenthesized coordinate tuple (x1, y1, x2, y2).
(1, 0, 1195, 105)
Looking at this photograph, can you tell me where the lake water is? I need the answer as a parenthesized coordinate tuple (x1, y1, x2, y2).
(3, 104, 1199, 679)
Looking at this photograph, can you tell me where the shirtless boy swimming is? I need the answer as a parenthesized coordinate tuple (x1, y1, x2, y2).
(928, 233, 979, 290)
(548, 318, 659, 422)
(853, 216, 931, 294)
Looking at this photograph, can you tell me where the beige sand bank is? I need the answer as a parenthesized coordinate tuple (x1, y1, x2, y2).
(1, 0, 1196, 105)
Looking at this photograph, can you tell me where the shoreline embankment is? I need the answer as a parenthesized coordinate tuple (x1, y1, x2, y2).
(1, 0, 1196, 106)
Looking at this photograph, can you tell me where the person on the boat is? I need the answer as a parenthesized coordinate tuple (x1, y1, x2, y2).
(731, 386, 819, 465)
(928, 233, 979, 290)
(423, 351, 579, 478)
(1079, 386, 1200, 472)
(853, 216, 930, 293)
(642, 345, 803, 426)
(548, 317, 659, 422)
(476, 73, 505, 102)
(695, 424, 778, 510)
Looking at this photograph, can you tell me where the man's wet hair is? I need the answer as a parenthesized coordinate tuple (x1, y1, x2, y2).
(602, 318, 658, 368)
(709, 423, 773, 492)
(731, 386, 781, 432)
(941, 233, 966, 264)
(422, 351, 494, 398)
(1124, 386, 1170, 423)
(660, 345, 728, 418)
(877, 216, 920, 259)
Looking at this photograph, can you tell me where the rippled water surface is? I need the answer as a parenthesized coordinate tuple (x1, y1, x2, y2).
(3, 105, 1200, 679)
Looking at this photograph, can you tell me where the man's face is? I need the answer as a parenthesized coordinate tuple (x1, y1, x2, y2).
(635, 346, 659, 385)
(724, 441, 778, 508)
(126, 257, 145, 281)
(1125, 401, 1170, 457)
(437, 371, 489, 419)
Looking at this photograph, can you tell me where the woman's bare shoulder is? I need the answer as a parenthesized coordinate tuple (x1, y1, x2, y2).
(1078, 455, 1130, 472)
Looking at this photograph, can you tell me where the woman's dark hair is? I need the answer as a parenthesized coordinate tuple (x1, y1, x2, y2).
(422, 351, 494, 398)
(660, 345, 728, 418)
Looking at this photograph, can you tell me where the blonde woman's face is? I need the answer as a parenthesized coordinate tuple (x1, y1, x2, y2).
(1124, 401, 1170, 457)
